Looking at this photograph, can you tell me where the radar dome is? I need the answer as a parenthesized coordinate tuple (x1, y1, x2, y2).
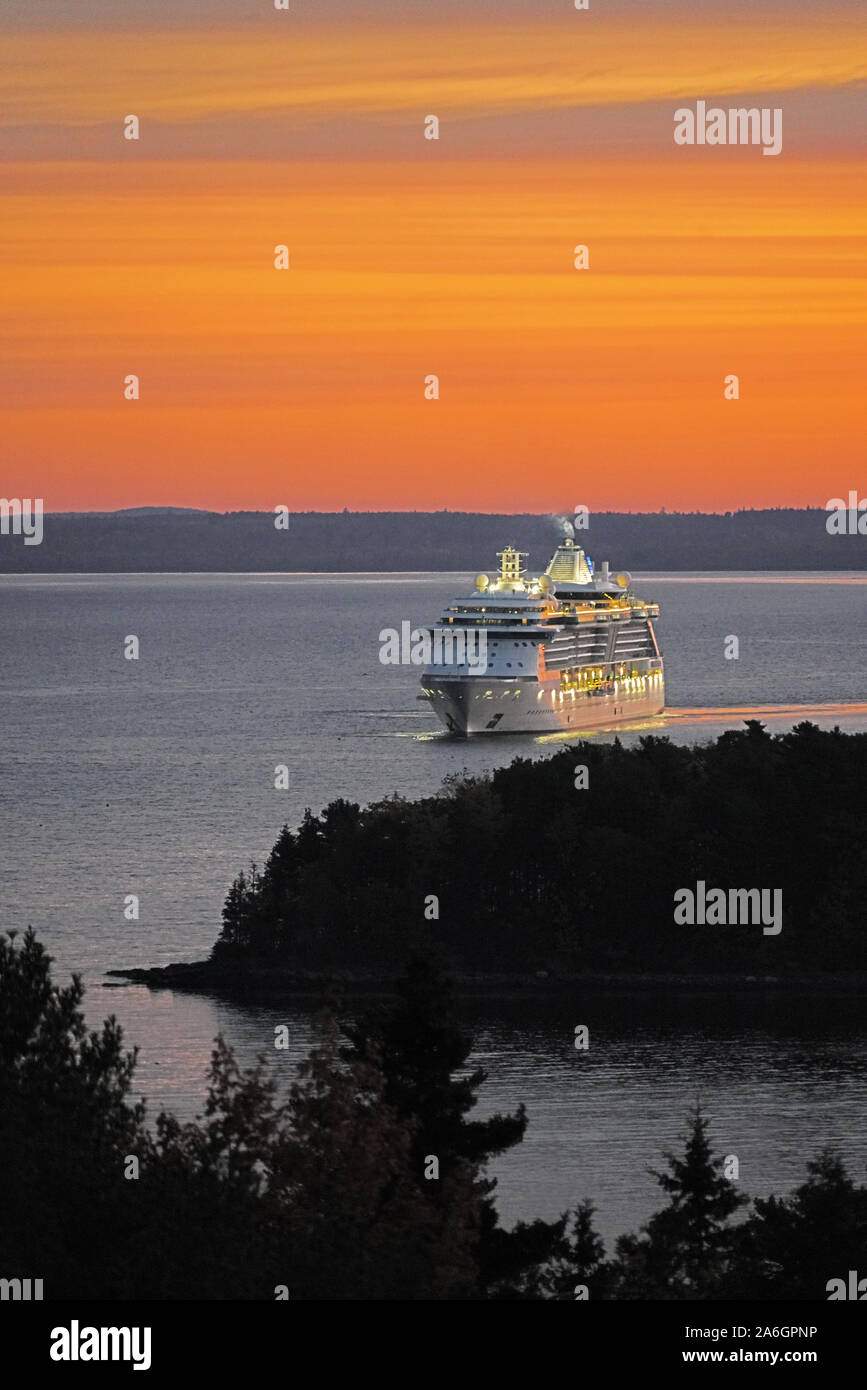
(476, 573, 490, 591)
(616, 572, 631, 588)
(538, 574, 553, 593)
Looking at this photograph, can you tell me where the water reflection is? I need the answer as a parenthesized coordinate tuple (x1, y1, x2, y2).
(107, 984, 867, 1246)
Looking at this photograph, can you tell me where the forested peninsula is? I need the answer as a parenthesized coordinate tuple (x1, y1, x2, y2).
(114, 723, 867, 998)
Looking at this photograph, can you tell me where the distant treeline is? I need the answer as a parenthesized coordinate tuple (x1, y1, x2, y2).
(215, 722, 867, 979)
(1, 507, 863, 572)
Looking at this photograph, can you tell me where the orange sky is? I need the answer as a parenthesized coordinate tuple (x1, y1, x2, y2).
(1, 7, 865, 512)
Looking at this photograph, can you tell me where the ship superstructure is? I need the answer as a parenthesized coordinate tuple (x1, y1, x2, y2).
(419, 539, 664, 735)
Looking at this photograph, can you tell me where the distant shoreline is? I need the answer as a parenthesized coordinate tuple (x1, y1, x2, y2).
(3, 507, 864, 574)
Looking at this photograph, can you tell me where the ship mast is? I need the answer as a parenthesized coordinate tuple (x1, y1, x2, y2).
(496, 546, 528, 587)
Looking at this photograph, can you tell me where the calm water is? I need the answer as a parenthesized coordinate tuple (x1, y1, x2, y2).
(2, 571, 866, 1242)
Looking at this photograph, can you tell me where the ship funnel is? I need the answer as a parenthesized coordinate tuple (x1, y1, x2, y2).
(545, 541, 592, 585)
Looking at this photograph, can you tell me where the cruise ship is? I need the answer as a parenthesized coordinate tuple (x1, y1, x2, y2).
(419, 539, 664, 735)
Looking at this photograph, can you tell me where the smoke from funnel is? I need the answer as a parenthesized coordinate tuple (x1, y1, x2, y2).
(550, 514, 574, 540)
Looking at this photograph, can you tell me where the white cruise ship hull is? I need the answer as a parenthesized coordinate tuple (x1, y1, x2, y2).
(423, 676, 665, 736)
(418, 538, 665, 736)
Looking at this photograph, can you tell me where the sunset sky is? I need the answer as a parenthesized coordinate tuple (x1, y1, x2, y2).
(1, 0, 865, 512)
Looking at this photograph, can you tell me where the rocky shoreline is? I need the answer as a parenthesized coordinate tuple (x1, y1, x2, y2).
(105, 959, 867, 1003)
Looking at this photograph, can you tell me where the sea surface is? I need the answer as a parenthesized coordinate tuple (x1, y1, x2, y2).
(2, 570, 866, 1242)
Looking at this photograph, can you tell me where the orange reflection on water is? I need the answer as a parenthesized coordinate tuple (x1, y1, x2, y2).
(666, 702, 867, 722)
(532, 702, 867, 744)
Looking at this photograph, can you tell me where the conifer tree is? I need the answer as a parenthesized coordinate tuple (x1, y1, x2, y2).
(343, 952, 565, 1296)
(0, 929, 147, 1297)
(610, 1105, 747, 1298)
(729, 1150, 867, 1299)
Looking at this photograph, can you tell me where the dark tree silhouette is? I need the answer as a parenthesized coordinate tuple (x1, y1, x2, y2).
(212, 725, 867, 979)
(728, 1150, 867, 1300)
(610, 1105, 748, 1299)
(0, 929, 145, 1298)
(3, 930, 865, 1301)
(342, 953, 570, 1297)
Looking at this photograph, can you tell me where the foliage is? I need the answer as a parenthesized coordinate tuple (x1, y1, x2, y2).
(213, 723, 867, 976)
(608, 1106, 748, 1299)
(1, 931, 863, 1301)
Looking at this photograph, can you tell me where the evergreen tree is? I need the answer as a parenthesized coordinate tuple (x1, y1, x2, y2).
(149, 1019, 480, 1299)
(215, 865, 262, 957)
(0, 929, 147, 1297)
(493, 1200, 609, 1300)
(728, 1150, 867, 1299)
(610, 1105, 747, 1298)
(274, 1017, 481, 1299)
(343, 952, 565, 1296)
